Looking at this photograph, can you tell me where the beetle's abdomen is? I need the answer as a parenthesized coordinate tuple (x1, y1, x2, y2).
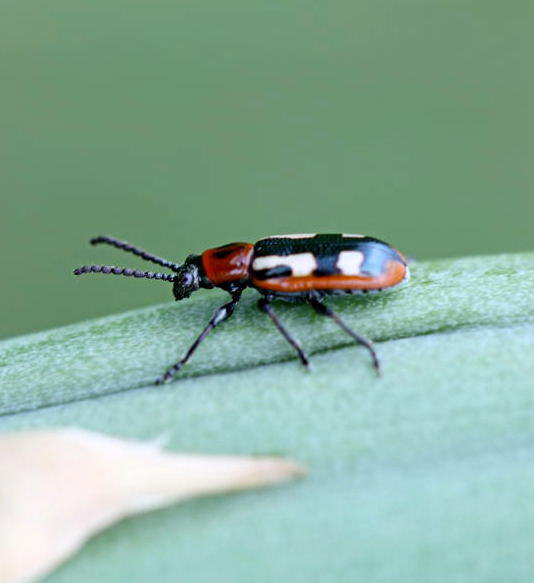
(201, 242, 254, 287)
(250, 234, 407, 294)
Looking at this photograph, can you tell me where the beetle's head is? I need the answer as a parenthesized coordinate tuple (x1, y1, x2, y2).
(172, 256, 201, 300)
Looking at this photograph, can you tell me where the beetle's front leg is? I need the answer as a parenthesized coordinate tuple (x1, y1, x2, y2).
(156, 291, 242, 384)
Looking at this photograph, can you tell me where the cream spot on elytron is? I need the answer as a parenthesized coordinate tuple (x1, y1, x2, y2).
(263, 233, 317, 239)
(336, 250, 364, 275)
(252, 252, 317, 277)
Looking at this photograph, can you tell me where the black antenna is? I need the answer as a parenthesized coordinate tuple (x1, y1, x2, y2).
(90, 235, 182, 272)
(73, 265, 175, 282)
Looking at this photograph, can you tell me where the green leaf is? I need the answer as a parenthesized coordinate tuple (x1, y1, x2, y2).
(1, 252, 534, 583)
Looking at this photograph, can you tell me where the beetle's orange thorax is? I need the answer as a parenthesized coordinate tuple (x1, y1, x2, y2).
(201, 242, 254, 287)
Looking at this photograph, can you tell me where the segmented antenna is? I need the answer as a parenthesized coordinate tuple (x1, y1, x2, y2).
(73, 265, 175, 282)
(90, 235, 182, 272)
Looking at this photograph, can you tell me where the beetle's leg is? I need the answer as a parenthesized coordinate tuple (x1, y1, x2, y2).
(308, 297, 381, 374)
(258, 297, 309, 367)
(156, 291, 242, 384)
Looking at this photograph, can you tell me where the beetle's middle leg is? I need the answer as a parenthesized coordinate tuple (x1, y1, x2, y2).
(258, 297, 309, 367)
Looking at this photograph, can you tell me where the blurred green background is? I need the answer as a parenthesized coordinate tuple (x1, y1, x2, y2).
(2, 0, 533, 339)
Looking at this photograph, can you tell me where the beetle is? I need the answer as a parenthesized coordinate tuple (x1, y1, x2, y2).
(73, 234, 409, 384)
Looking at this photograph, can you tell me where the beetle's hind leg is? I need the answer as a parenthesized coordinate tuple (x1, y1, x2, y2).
(258, 297, 309, 368)
(308, 297, 381, 374)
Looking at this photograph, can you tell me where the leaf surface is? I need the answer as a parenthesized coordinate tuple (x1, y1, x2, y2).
(0, 252, 533, 583)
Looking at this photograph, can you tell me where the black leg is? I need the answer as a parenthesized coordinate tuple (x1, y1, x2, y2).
(156, 292, 242, 384)
(308, 298, 381, 374)
(258, 297, 309, 367)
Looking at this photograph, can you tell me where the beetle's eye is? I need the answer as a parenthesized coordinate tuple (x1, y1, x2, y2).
(182, 272, 193, 287)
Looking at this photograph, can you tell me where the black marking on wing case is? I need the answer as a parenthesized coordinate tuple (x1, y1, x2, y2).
(313, 254, 341, 276)
(255, 234, 380, 257)
(253, 265, 293, 280)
